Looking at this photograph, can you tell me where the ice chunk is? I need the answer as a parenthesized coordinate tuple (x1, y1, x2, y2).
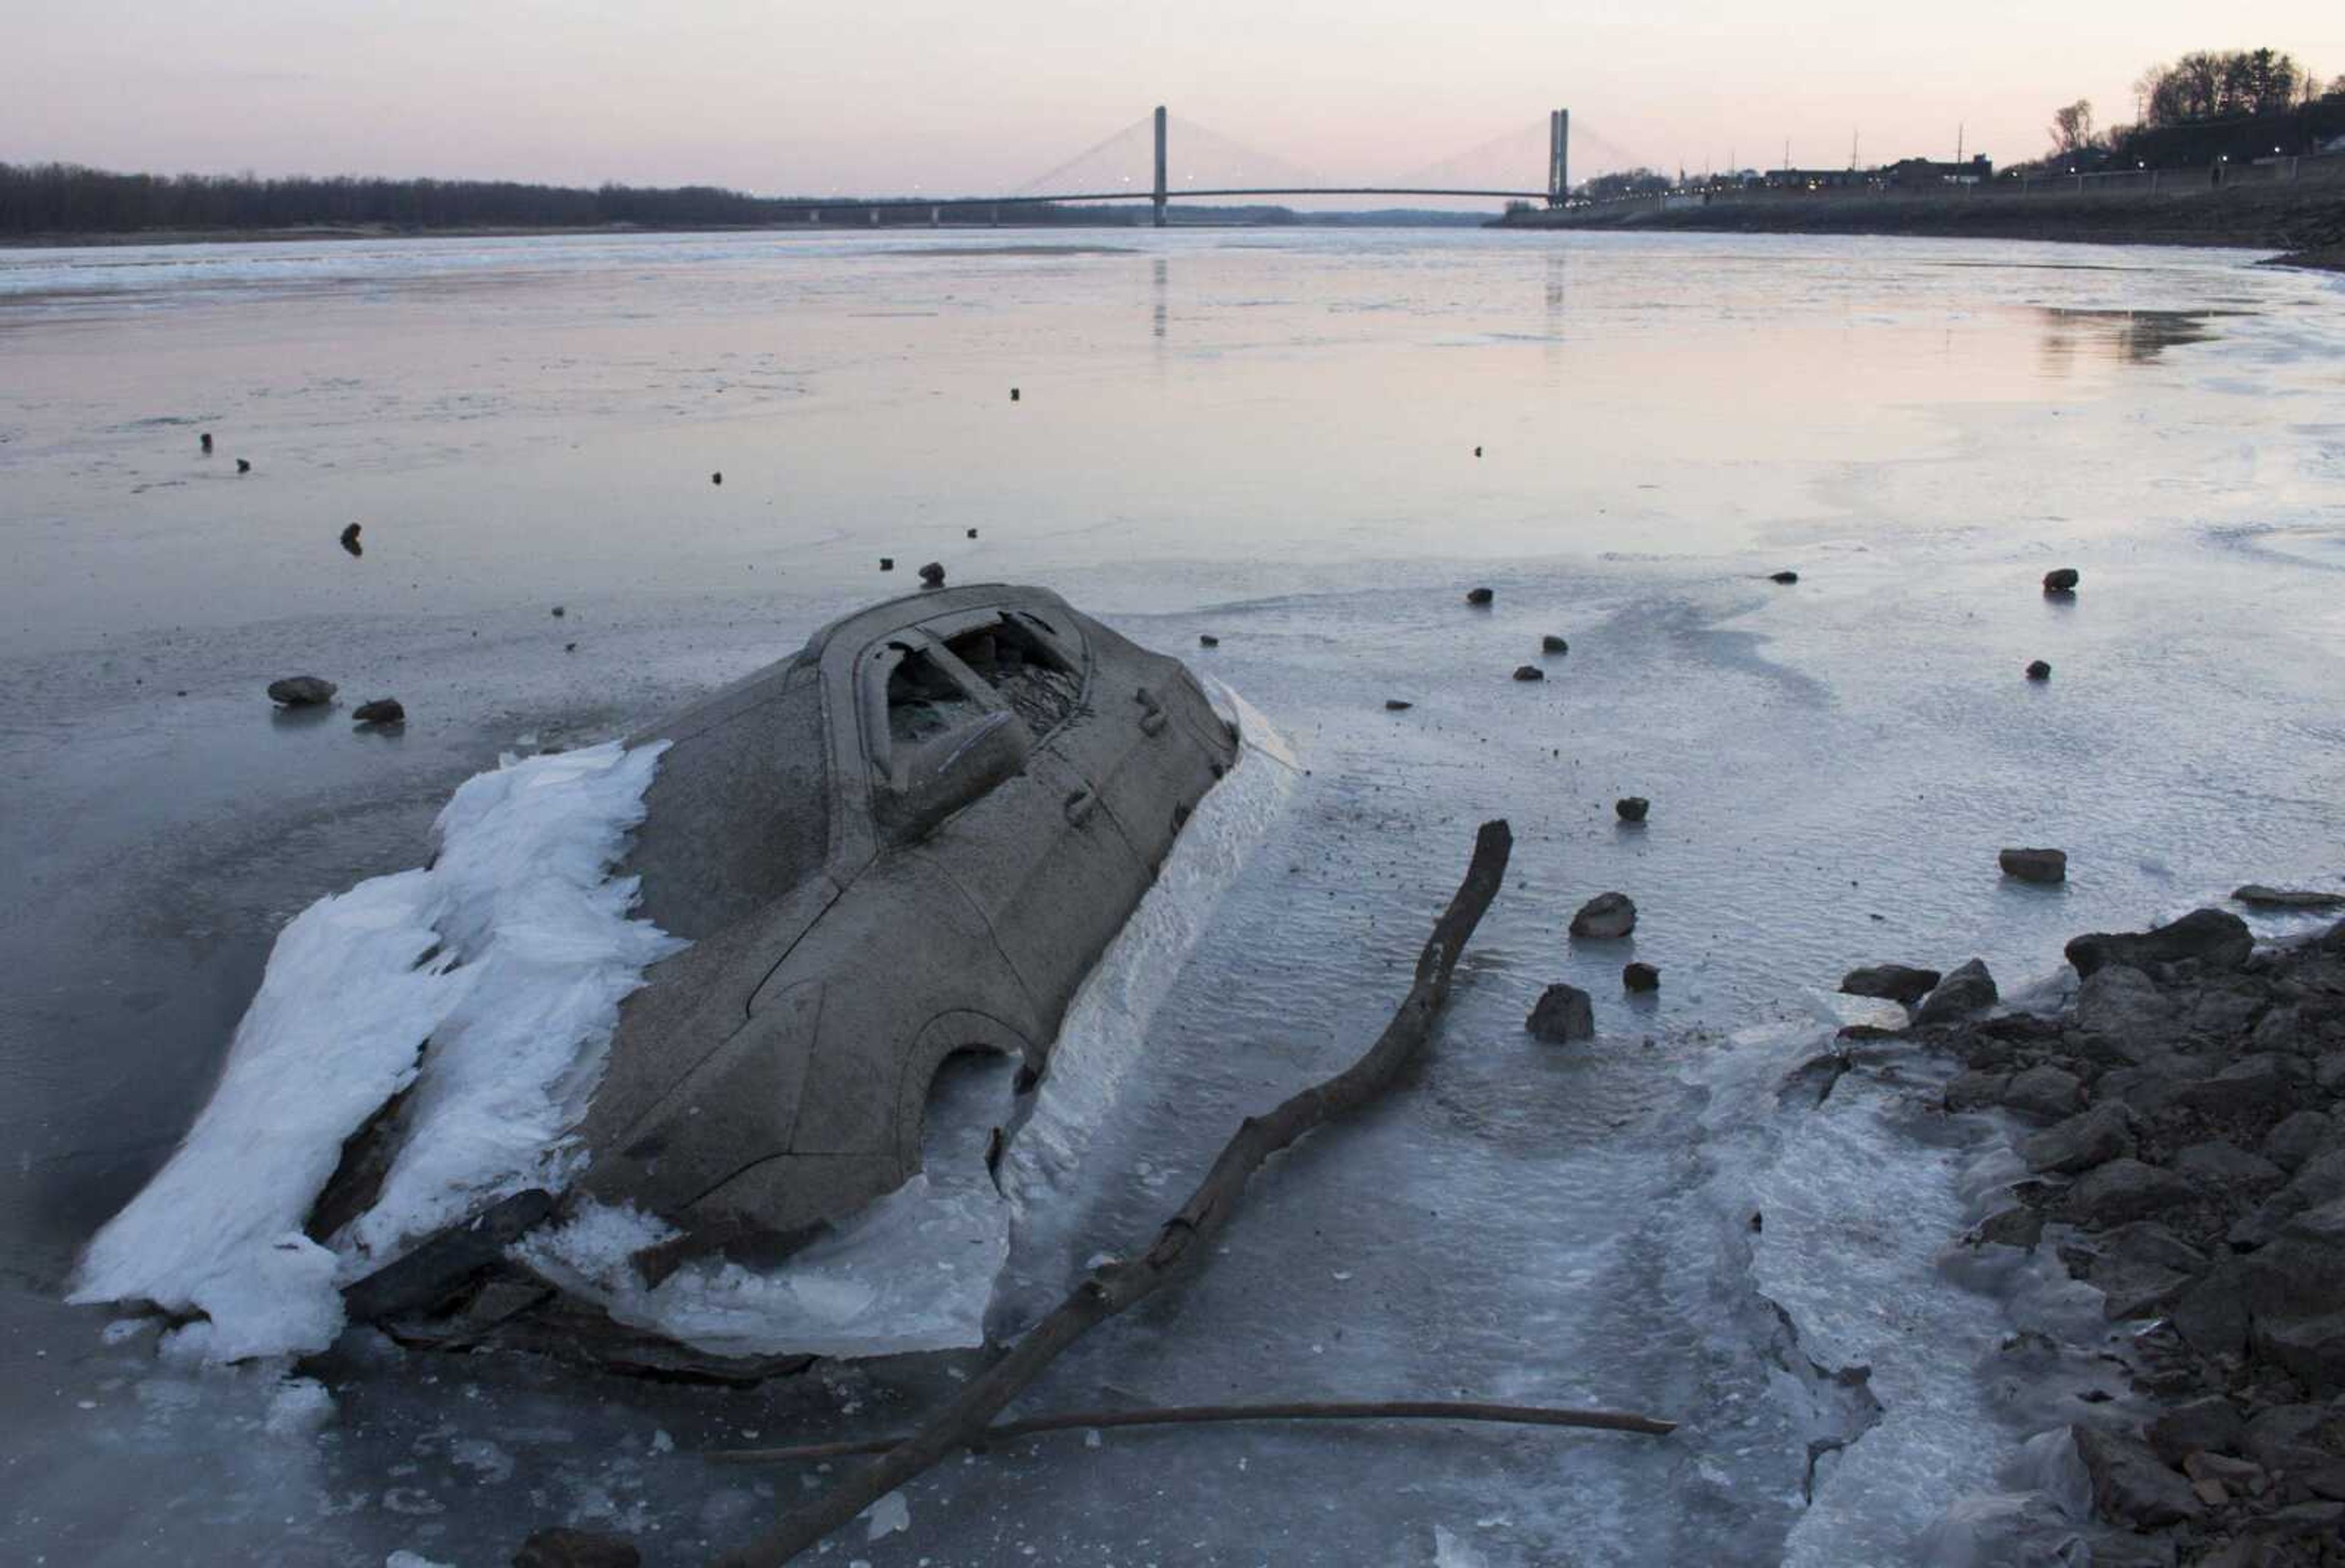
(70, 741, 680, 1362)
(263, 1376, 336, 1438)
(863, 1489, 910, 1540)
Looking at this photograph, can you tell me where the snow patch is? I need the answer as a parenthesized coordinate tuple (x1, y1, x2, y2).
(70, 741, 680, 1362)
(862, 1489, 910, 1540)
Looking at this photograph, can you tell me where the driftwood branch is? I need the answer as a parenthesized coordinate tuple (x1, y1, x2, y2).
(708, 1398, 1676, 1464)
(712, 818, 1516, 1568)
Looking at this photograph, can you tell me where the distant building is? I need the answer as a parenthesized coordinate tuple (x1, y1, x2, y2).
(1883, 154, 1993, 187)
(1764, 167, 1870, 190)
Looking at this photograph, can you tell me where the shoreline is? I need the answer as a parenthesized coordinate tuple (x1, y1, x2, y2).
(1861, 904, 2345, 1560)
(1498, 179, 2345, 263)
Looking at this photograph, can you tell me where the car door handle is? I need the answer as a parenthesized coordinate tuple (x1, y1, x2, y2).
(1063, 788, 1097, 826)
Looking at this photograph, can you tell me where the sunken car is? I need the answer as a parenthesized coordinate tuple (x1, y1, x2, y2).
(330, 584, 1237, 1355)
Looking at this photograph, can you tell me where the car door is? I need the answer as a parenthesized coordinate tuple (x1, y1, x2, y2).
(857, 628, 1151, 1021)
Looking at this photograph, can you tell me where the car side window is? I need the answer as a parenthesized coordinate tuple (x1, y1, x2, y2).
(885, 647, 983, 750)
(942, 614, 1082, 737)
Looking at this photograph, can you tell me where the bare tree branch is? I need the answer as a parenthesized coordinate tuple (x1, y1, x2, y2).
(707, 1398, 1677, 1465)
(711, 819, 1516, 1567)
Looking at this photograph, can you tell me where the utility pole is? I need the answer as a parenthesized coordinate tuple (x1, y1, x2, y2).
(1152, 105, 1168, 229)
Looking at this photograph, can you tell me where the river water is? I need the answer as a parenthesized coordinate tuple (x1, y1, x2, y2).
(2, 228, 2341, 1566)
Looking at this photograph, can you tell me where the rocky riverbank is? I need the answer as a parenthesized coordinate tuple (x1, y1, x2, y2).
(1844, 907, 2345, 1564)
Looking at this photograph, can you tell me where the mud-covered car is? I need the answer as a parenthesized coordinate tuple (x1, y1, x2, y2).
(330, 584, 1237, 1351)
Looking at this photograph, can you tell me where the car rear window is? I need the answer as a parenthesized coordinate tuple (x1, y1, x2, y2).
(944, 615, 1082, 736)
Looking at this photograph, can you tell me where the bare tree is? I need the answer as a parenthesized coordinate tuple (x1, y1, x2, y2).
(2049, 100, 2098, 156)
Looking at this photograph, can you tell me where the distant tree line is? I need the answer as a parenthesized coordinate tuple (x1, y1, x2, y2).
(2133, 49, 2336, 128)
(2035, 46, 2345, 172)
(0, 162, 1282, 236)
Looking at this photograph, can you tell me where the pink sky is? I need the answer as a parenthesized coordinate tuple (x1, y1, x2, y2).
(6, 1, 2341, 194)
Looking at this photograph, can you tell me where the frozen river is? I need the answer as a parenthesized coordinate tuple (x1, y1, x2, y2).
(2, 227, 2341, 1566)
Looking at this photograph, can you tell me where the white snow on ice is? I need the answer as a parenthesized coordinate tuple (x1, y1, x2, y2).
(70, 741, 680, 1362)
(520, 688, 1300, 1359)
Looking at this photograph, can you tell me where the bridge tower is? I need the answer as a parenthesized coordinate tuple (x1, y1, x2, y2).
(1153, 105, 1169, 228)
(1548, 109, 1570, 206)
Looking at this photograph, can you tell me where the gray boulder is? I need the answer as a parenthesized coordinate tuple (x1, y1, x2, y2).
(2173, 1054, 2297, 1119)
(1914, 959, 1998, 1025)
(2071, 964, 2173, 1039)
(2043, 567, 2081, 594)
(2000, 848, 2068, 885)
(2025, 1102, 2137, 1174)
(266, 675, 337, 706)
(2147, 1396, 2245, 1466)
(2242, 1200, 2345, 1391)
(2264, 1111, 2337, 1173)
(1526, 984, 1595, 1044)
(1569, 892, 1637, 940)
(1841, 964, 1941, 1006)
(1945, 1070, 2010, 1111)
(2071, 1425, 2201, 1528)
(2003, 1064, 2085, 1119)
(2172, 1139, 2283, 1190)
(2066, 908, 2253, 978)
(2063, 1158, 2197, 1228)
(2172, 1259, 2250, 1360)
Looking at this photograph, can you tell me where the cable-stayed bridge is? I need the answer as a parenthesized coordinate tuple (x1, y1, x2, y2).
(771, 107, 1638, 223)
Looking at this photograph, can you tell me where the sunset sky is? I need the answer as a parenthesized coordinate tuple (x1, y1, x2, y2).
(7, 1, 2342, 194)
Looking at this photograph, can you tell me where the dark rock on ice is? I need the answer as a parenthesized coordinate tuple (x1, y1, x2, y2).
(339, 523, 363, 557)
(2064, 1158, 2197, 1229)
(918, 562, 945, 587)
(2072, 1425, 2202, 1527)
(1615, 796, 1649, 824)
(1569, 891, 1637, 940)
(2001, 847, 2068, 884)
(1767, 570, 1797, 584)
(1526, 984, 1595, 1043)
(266, 676, 336, 707)
(2024, 1100, 2136, 1174)
(1542, 634, 1569, 653)
(352, 698, 405, 727)
(2066, 909, 2253, 978)
(2044, 567, 2080, 593)
(1198, 634, 1219, 647)
(2003, 1063, 2085, 1119)
(1913, 958, 1997, 1025)
(512, 1526, 642, 1568)
(1840, 962, 1940, 1006)
(1623, 962, 1659, 992)
(1512, 664, 1544, 682)
(2147, 1396, 2245, 1466)
(1465, 587, 1494, 606)
(199, 432, 213, 453)
(879, 557, 894, 571)
(2026, 659, 2051, 681)
(235, 458, 251, 473)
(1384, 699, 1413, 711)
(2233, 884, 2345, 912)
